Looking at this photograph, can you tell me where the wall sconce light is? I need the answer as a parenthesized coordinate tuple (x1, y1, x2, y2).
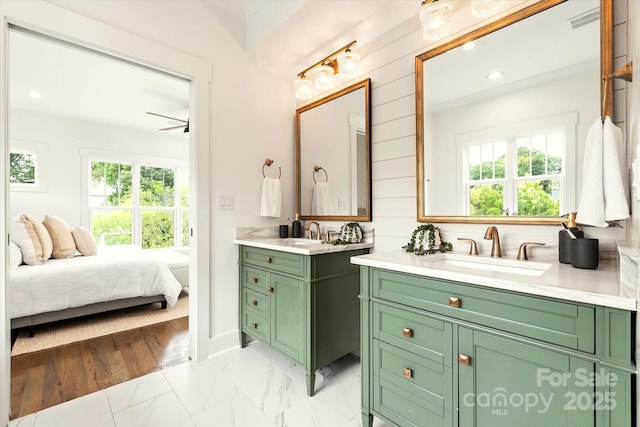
(294, 40, 359, 100)
(420, 0, 453, 42)
(471, 0, 504, 18)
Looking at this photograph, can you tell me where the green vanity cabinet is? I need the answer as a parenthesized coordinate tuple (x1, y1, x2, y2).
(239, 244, 369, 396)
(360, 267, 636, 427)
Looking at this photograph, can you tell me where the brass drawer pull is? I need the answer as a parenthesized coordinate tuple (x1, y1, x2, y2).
(251, 322, 258, 329)
(403, 367, 413, 378)
(458, 354, 471, 366)
(448, 297, 460, 308)
(267, 286, 274, 293)
(266, 257, 272, 263)
(402, 327, 413, 338)
(251, 300, 258, 306)
(251, 277, 258, 284)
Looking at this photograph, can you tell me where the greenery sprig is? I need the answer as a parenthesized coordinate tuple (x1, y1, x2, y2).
(332, 222, 362, 245)
(403, 224, 453, 255)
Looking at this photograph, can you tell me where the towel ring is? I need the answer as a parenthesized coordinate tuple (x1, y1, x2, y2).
(262, 159, 282, 179)
(312, 165, 328, 183)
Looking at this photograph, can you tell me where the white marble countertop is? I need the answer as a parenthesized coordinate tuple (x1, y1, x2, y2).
(234, 237, 374, 255)
(351, 250, 637, 311)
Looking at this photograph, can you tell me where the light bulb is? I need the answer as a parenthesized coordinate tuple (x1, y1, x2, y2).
(314, 63, 335, 90)
(471, 0, 504, 18)
(294, 76, 314, 100)
(338, 49, 360, 79)
(420, 0, 452, 42)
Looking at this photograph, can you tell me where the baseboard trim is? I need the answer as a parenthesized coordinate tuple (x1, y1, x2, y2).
(209, 329, 239, 357)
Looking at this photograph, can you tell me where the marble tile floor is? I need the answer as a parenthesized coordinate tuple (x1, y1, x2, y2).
(9, 340, 393, 427)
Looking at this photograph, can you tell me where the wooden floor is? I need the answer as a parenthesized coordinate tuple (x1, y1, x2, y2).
(10, 317, 189, 420)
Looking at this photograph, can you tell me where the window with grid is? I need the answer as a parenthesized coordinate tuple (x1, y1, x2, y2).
(464, 129, 565, 217)
(89, 160, 189, 249)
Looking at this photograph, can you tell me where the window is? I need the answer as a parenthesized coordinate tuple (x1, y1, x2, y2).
(463, 128, 567, 217)
(87, 156, 188, 249)
(9, 140, 49, 192)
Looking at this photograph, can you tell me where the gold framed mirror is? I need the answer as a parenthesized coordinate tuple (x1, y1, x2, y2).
(295, 78, 371, 221)
(416, 0, 613, 224)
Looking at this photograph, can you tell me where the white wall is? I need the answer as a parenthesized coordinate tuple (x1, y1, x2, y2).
(9, 110, 188, 225)
(626, 0, 639, 249)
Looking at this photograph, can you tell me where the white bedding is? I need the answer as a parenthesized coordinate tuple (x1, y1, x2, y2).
(10, 245, 183, 319)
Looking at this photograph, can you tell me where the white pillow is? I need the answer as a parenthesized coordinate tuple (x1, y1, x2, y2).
(9, 241, 23, 270)
(10, 215, 52, 265)
(72, 226, 98, 256)
(43, 214, 76, 259)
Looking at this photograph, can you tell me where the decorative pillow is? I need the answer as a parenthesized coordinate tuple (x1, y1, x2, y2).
(43, 214, 76, 259)
(72, 226, 98, 256)
(10, 215, 51, 265)
(9, 241, 23, 270)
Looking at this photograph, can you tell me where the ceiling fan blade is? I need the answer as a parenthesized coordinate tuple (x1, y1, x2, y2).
(159, 124, 187, 131)
(146, 111, 188, 123)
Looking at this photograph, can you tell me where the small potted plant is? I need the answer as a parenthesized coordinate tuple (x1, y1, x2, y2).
(404, 224, 453, 255)
(332, 222, 363, 245)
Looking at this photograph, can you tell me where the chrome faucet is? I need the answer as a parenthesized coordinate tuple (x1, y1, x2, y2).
(304, 221, 321, 240)
(483, 226, 502, 258)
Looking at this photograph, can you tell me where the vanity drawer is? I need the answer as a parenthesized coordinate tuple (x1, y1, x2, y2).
(242, 246, 305, 277)
(243, 287, 269, 317)
(373, 339, 453, 427)
(241, 266, 270, 294)
(372, 269, 595, 353)
(373, 302, 452, 367)
(242, 310, 269, 342)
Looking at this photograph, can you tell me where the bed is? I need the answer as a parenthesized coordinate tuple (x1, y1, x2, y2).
(10, 245, 188, 330)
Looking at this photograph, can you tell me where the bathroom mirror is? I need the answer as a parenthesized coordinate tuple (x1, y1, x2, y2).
(296, 78, 371, 221)
(416, 0, 613, 224)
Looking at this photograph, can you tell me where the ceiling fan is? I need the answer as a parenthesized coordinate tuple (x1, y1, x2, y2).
(146, 111, 189, 133)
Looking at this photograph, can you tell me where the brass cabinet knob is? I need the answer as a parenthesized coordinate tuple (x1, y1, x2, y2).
(251, 323, 258, 329)
(403, 367, 413, 378)
(402, 327, 413, 338)
(458, 354, 471, 366)
(266, 257, 272, 263)
(251, 300, 258, 306)
(251, 277, 258, 284)
(448, 297, 460, 308)
(267, 286, 274, 293)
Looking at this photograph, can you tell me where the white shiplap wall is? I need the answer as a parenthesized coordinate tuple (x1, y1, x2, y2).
(299, 1, 630, 258)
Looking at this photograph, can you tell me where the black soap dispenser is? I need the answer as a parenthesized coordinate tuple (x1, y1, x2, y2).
(559, 212, 583, 264)
(292, 213, 302, 238)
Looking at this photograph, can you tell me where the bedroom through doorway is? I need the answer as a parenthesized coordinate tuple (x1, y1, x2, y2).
(7, 27, 193, 418)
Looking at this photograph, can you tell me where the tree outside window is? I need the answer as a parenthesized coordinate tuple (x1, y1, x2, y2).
(10, 152, 36, 184)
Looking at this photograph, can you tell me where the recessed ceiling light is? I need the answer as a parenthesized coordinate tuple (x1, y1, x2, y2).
(486, 71, 503, 80)
(29, 90, 41, 98)
(463, 42, 476, 51)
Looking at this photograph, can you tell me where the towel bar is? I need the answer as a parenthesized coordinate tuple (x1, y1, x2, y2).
(262, 159, 282, 178)
(313, 165, 328, 183)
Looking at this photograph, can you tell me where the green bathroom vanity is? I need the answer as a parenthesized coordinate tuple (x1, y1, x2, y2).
(352, 251, 636, 427)
(235, 236, 373, 396)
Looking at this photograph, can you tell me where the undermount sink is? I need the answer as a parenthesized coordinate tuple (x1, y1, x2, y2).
(420, 253, 551, 277)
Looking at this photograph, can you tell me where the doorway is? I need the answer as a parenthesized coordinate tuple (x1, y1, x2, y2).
(1, 4, 211, 424)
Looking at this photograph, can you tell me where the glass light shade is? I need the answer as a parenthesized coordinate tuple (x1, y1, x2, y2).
(337, 49, 360, 79)
(420, 0, 453, 42)
(471, 0, 504, 18)
(294, 77, 314, 100)
(313, 63, 335, 90)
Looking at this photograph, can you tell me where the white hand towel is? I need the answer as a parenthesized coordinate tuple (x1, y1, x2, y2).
(311, 182, 331, 215)
(602, 116, 629, 221)
(576, 117, 607, 227)
(260, 177, 281, 217)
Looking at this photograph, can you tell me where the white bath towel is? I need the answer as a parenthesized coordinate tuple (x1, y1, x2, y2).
(576, 117, 607, 227)
(260, 177, 281, 217)
(602, 116, 629, 221)
(311, 182, 331, 215)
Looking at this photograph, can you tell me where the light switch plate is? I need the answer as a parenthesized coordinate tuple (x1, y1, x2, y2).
(217, 193, 233, 210)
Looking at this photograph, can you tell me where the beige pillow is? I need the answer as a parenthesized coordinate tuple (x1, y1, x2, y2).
(72, 226, 98, 256)
(10, 215, 51, 265)
(43, 214, 76, 259)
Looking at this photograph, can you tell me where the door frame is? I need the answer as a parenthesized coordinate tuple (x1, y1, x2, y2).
(0, 2, 212, 424)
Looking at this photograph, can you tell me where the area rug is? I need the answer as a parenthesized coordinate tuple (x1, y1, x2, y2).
(11, 294, 189, 356)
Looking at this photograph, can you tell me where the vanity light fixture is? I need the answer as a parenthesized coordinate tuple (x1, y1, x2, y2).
(420, 0, 453, 42)
(294, 40, 359, 100)
(471, 0, 504, 18)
